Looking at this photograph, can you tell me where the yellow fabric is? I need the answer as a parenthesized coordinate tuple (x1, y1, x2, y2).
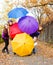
(11, 33, 34, 56)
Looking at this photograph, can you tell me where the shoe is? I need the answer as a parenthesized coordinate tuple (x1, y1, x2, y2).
(2, 50, 5, 53)
(33, 48, 35, 54)
(14, 52, 16, 55)
(7, 51, 9, 54)
(33, 51, 35, 54)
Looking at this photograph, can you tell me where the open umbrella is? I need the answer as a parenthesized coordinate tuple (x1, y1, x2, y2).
(9, 23, 22, 39)
(18, 16, 39, 34)
(8, 7, 28, 19)
(11, 33, 34, 56)
(16, 12, 35, 22)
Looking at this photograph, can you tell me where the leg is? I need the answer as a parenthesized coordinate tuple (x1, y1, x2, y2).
(5, 39, 9, 54)
(33, 48, 35, 54)
(2, 39, 6, 53)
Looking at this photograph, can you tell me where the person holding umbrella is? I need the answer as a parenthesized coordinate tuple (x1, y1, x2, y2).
(7, 20, 13, 38)
(7, 20, 23, 55)
(30, 25, 43, 54)
(7, 20, 16, 54)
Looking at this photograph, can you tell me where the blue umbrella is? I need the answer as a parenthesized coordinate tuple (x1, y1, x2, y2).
(8, 7, 28, 19)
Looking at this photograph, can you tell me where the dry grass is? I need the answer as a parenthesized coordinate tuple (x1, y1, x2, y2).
(36, 41, 53, 58)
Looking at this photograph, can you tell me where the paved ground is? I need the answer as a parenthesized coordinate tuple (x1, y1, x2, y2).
(0, 41, 53, 65)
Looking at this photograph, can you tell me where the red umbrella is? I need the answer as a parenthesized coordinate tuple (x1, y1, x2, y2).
(9, 23, 22, 39)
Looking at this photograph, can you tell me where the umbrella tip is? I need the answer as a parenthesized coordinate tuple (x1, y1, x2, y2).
(24, 43, 25, 44)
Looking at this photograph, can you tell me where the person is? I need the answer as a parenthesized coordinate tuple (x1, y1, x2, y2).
(30, 31, 40, 54)
(7, 20, 16, 55)
(2, 25, 9, 54)
(30, 25, 43, 54)
(8, 20, 13, 26)
(7, 20, 13, 39)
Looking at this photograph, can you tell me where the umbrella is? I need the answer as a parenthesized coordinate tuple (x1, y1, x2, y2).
(8, 7, 28, 19)
(11, 33, 34, 56)
(18, 16, 39, 34)
(16, 13, 35, 22)
(9, 23, 22, 39)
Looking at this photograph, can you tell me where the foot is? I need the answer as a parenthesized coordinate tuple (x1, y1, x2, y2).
(2, 50, 5, 53)
(33, 51, 35, 54)
(33, 48, 36, 54)
(13, 52, 16, 55)
(33, 48, 37, 54)
(6, 51, 9, 54)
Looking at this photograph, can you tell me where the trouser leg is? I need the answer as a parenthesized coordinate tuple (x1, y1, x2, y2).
(2, 39, 9, 53)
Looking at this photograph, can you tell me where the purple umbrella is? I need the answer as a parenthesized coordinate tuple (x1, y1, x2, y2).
(18, 16, 39, 34)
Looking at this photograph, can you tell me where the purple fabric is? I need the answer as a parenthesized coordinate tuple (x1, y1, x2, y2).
(2, 31, 9, 39)
(2, 32, 4, 39)
(18, 16, 39, 34)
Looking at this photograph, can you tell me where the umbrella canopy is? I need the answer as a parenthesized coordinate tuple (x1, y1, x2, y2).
(16, 13, 35, 22)
(18, 16, 39, 34)
(8, 7, 28, 19)
(11, 33, 34, 56)
(9, 23, 22, 39)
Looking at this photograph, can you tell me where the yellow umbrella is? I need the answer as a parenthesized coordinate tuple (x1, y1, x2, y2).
(11, 33, 34, 56)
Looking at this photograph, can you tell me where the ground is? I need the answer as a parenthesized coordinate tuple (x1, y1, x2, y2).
(0, 41, 53, 65)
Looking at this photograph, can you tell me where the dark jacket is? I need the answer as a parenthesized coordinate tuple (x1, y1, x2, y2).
(30, 31, 40, 38)
(2, 29, 9, 39)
